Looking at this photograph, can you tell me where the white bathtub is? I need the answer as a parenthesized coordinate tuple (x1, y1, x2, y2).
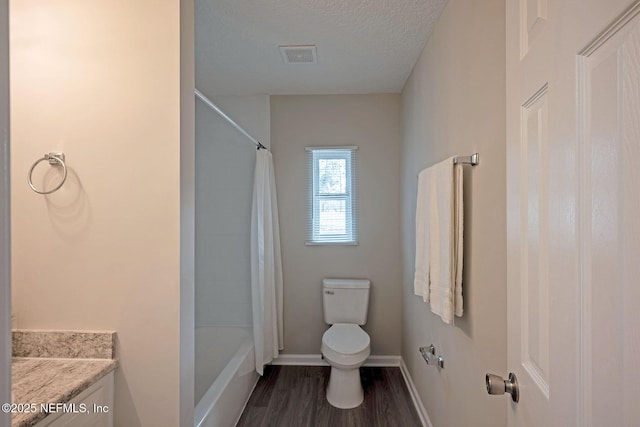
(194, 326, 258, 427)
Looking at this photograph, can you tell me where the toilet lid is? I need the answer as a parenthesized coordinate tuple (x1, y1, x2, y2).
(322, 324, 370, 355)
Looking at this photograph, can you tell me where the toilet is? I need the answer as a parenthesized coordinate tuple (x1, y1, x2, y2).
(321, 278, 371, 409)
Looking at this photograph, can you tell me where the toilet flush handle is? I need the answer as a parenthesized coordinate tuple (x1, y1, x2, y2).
(325, 290, 334, 295)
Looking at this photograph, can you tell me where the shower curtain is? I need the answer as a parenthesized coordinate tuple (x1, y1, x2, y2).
(251, 148, 284, 375)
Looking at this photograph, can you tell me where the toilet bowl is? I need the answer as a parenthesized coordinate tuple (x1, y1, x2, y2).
(321, 323, 370, 409)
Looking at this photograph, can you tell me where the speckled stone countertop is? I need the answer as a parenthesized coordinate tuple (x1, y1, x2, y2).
(12, 330, 116, 359)
(11, 330, 117, 427)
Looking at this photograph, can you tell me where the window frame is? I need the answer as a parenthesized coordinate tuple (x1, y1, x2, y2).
(306, 146, 358, 245)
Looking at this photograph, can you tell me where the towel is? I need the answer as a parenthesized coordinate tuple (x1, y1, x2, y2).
(413, 168, 431, 302)
(413, 157, 464, 324)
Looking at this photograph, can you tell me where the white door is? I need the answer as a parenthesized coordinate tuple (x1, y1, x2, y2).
(506, 0, 640, 426)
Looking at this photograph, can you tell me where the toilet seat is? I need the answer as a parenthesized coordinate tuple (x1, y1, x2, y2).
(321, 324, 370, 366)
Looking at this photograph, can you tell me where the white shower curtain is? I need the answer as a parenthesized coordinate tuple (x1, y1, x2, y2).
(251, 148, 284, 375)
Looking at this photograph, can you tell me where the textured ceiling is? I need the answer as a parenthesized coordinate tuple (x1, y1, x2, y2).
(195, 0, 448, 95)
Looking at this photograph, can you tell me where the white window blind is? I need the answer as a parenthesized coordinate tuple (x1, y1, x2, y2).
(306, 147, 358, 245)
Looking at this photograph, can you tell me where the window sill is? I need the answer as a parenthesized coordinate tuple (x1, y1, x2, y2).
(305, 241, 359, 246)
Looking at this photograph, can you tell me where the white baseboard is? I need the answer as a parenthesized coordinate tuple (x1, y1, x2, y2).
(271, 354, 327, 366)
(364, 355, 401, 366)
(399, 357, 433, 427)
(271, 354, 401, 367)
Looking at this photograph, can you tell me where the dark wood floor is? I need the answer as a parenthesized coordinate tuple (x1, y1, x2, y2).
(236, 365, 422, 427)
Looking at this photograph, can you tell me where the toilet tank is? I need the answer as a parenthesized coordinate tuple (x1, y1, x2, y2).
(322, 279, 370, 325)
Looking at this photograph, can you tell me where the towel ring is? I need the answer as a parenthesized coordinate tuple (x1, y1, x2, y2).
(28, 152, 67, 195)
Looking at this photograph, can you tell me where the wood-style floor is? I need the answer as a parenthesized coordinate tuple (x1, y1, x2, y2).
(236, 365, 422, 427)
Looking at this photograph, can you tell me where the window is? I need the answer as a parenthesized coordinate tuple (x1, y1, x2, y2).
(306, 147, 358, 245)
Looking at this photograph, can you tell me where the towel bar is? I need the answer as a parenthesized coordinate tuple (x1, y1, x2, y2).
(453, 153, 479, 166)
(416, 153, 479, 179)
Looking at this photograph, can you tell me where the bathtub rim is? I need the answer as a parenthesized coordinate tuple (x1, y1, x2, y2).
(194, 338, 258, 427)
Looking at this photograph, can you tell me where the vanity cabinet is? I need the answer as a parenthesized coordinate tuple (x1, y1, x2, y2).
(35, 372, 114, 427)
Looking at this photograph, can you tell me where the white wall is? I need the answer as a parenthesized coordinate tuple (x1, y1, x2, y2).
(271, 94, 402, 355)
(10, 1, 184, 425)
(195, 94, 270, 328)
(401, 1, 507, 426)
(0, 0, 11, 423)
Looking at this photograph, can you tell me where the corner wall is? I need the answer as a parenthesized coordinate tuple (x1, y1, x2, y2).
(271, 94, 402, 356)
(10, 1, 183, 425)
(195, 94, 270, 329)
(400, 1, 507, 426)
(180, 0, 196, 424)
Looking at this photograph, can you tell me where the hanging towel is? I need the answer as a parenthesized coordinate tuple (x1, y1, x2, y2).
(251, 149, 284, 375)
(414, 168, 432, 302)
(413, 157, 464, 324)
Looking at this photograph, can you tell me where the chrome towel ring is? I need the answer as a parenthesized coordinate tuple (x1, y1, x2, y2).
(28, 152, 67, 194)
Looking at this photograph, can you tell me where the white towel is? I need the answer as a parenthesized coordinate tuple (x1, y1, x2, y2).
(414, 168, 431, 302)
(413, 157, 464, 324)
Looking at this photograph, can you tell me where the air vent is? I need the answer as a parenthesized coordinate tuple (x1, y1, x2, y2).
(279, 45, 318, 64)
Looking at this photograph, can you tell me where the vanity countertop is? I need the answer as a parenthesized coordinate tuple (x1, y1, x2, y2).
(10, 330, 117, 427)
(11, 357, 117, 427)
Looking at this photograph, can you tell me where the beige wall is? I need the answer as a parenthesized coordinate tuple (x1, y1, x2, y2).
(0, 0, 11, 421)
(271, 94, 402, 355)
(10, 1, 183, 425)
(401, 1, 507, 426)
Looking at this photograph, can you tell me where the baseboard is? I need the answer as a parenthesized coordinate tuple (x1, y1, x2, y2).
(364, 355, 401, 367)
(399, 358, 433, 427)
(271, 354, 327, 366)
(271, 354, 401, 367)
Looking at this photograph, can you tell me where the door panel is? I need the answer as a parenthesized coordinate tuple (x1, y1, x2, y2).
(520, 84, 550, 401)
(520, 0, 547, 57)
(577, 8, 640, 425)
(516, 83, 551, 426)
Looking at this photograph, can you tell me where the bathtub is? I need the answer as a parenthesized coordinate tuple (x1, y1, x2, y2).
(194, 326, 258, 427)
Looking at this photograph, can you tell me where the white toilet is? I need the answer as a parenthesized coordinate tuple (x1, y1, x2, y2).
(321, 278, 371, 409)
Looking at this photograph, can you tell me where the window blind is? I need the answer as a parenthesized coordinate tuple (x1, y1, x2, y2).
(306, 146, 358, 245)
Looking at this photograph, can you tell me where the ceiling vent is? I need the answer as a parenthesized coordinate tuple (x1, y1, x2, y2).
(279, 45, 318, 64)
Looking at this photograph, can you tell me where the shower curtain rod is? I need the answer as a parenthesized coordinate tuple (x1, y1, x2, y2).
(194, 88, 267, 150)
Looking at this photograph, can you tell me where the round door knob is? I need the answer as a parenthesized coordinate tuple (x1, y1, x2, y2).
(485, 372, 519, 403)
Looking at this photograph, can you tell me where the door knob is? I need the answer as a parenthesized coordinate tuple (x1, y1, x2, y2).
(485, 372, 519, 403)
